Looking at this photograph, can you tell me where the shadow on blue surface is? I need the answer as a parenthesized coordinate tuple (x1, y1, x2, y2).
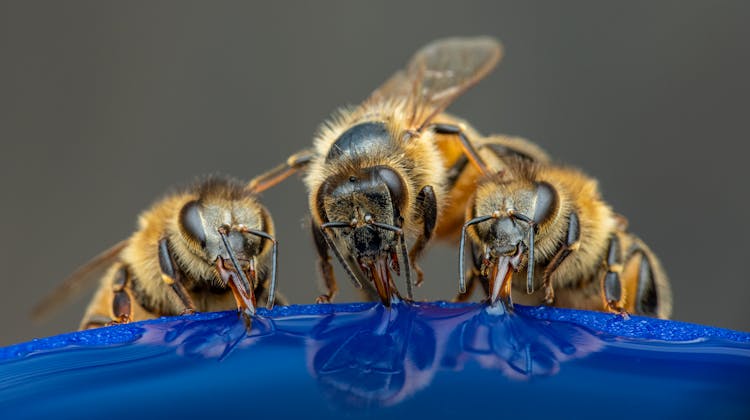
(1, 303, 749, 418)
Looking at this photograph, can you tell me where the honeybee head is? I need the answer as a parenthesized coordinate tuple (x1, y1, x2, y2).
(460, 180, 558, 304)
(178, 198, 266, 264)
(176, 182, 278, 313)
(315, 165, 411, 305)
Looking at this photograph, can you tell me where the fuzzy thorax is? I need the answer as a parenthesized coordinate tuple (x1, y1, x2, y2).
(305, 103, 447, 241)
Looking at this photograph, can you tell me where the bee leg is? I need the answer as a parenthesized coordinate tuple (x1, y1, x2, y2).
(408, 185, 437, 287)
(247, 149, 315, 193)
(271, 291, 289, 307)
(621, 242, 667, 317)
(613, 212, 629, 231)
(107, 266, 134, 325)
(311, 222, 339, 304)
(541, 212, 581, 304)
(600, 234, 628, 316)
(432, 123, 489, 174)
(254, 282, 289, 307)
(633, 251, 659, 316)
(82, 315, 116, 330)
(158, 238, 196, 314)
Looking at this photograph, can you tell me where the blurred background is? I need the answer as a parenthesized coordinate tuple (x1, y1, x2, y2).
(1, 1, 748, 346)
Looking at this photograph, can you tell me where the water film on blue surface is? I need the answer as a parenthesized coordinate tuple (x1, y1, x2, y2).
(1, 303, 749, 419)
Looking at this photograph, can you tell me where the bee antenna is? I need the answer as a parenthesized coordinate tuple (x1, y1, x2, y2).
(509, 212, 536, 294)
(526, 224, 536, 294)
(218, 226, 256, 315)
(321, 221, 353, 229)
(399, 233, 412, 299)
(239, 227, 279, 310)
(459, 215, 495, 293)
(369, 221, 401, 233)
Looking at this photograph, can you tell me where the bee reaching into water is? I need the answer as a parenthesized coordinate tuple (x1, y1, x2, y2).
(456, 152, 672, 318)
(250, 37, 547, 306)
(32, 176, 282, 329)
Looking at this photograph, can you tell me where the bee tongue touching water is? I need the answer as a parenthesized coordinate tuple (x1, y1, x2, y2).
(361, 256, 396, 306)
(488, 248, 524, 306)
(216, 258, 256, 316)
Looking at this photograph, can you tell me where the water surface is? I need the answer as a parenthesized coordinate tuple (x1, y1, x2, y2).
(1, 303, 748, 419)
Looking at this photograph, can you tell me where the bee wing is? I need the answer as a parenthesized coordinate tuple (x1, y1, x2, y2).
(365, 36, 503, 132)
(31, 240, 128, 321)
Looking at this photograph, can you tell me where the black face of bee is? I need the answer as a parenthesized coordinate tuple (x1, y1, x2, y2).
(485, 217, 526, 257)
(318, 165, 407, 260)
(325, 122, 392, 162)
(352, 225, 383, 256)
(475, 181, 559, 257)
(178, 199, 263, 264)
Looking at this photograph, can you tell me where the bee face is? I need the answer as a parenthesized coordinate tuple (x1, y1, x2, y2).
(465, 179, 559, 304)
(319, 165, 406, 245)
(316, 164, 408, 302)
(178, 198, 265, 268)
(473, 180, 558, 249)
(474, 185, 532, 253)
(323, 191, 389, 256)
(482, 218, 527, 258)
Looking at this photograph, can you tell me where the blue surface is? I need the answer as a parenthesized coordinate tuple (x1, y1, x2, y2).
(1, 302, 749, 419)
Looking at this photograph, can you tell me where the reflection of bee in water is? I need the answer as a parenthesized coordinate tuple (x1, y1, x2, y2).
(442, 306, 604, 380)
(304, 303, 605, 409)
(33, 177, 282, 329)
(250, 37, 545, 305)
(456, 149, 672, 318)
(305, 305, 438, 409)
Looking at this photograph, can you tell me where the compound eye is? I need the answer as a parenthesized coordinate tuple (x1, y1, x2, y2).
(179, 200, 207, 248)
(374, 166, 407, 215)
(532, 182, 558, 225)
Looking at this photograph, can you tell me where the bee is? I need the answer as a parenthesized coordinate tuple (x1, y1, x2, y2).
(455, 150, 672, 318)
(32, 176, 281, 329)
(250, 37, 547, 306)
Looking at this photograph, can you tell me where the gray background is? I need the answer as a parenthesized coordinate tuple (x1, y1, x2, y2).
(1, 1, 748, 346)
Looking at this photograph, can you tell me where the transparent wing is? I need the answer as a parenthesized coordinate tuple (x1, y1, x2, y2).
(31, 240, 128, 321)
(365, 36, 503, 131)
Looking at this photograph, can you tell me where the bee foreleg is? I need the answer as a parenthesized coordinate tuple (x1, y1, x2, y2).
(255, 283, 289, 307)
(600, 234, 628, 316)
(311, 222, 339, 303)
(541, 212, 581, 304)
(271, 291, 289, 307)
(247, 149, 315, 193)
(81, 315, 116, 330)
(408, 185, 437, 287)
(432, 123, 489, 175)
(158, 238, 196, 314)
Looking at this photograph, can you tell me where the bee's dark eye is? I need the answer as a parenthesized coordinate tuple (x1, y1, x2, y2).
(374, 166, 406, 215)
(532, 182, 558, 225)
(179, 200, 207, 248)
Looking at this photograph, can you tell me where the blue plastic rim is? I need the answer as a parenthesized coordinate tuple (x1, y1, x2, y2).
(1, 302, 749, 419)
